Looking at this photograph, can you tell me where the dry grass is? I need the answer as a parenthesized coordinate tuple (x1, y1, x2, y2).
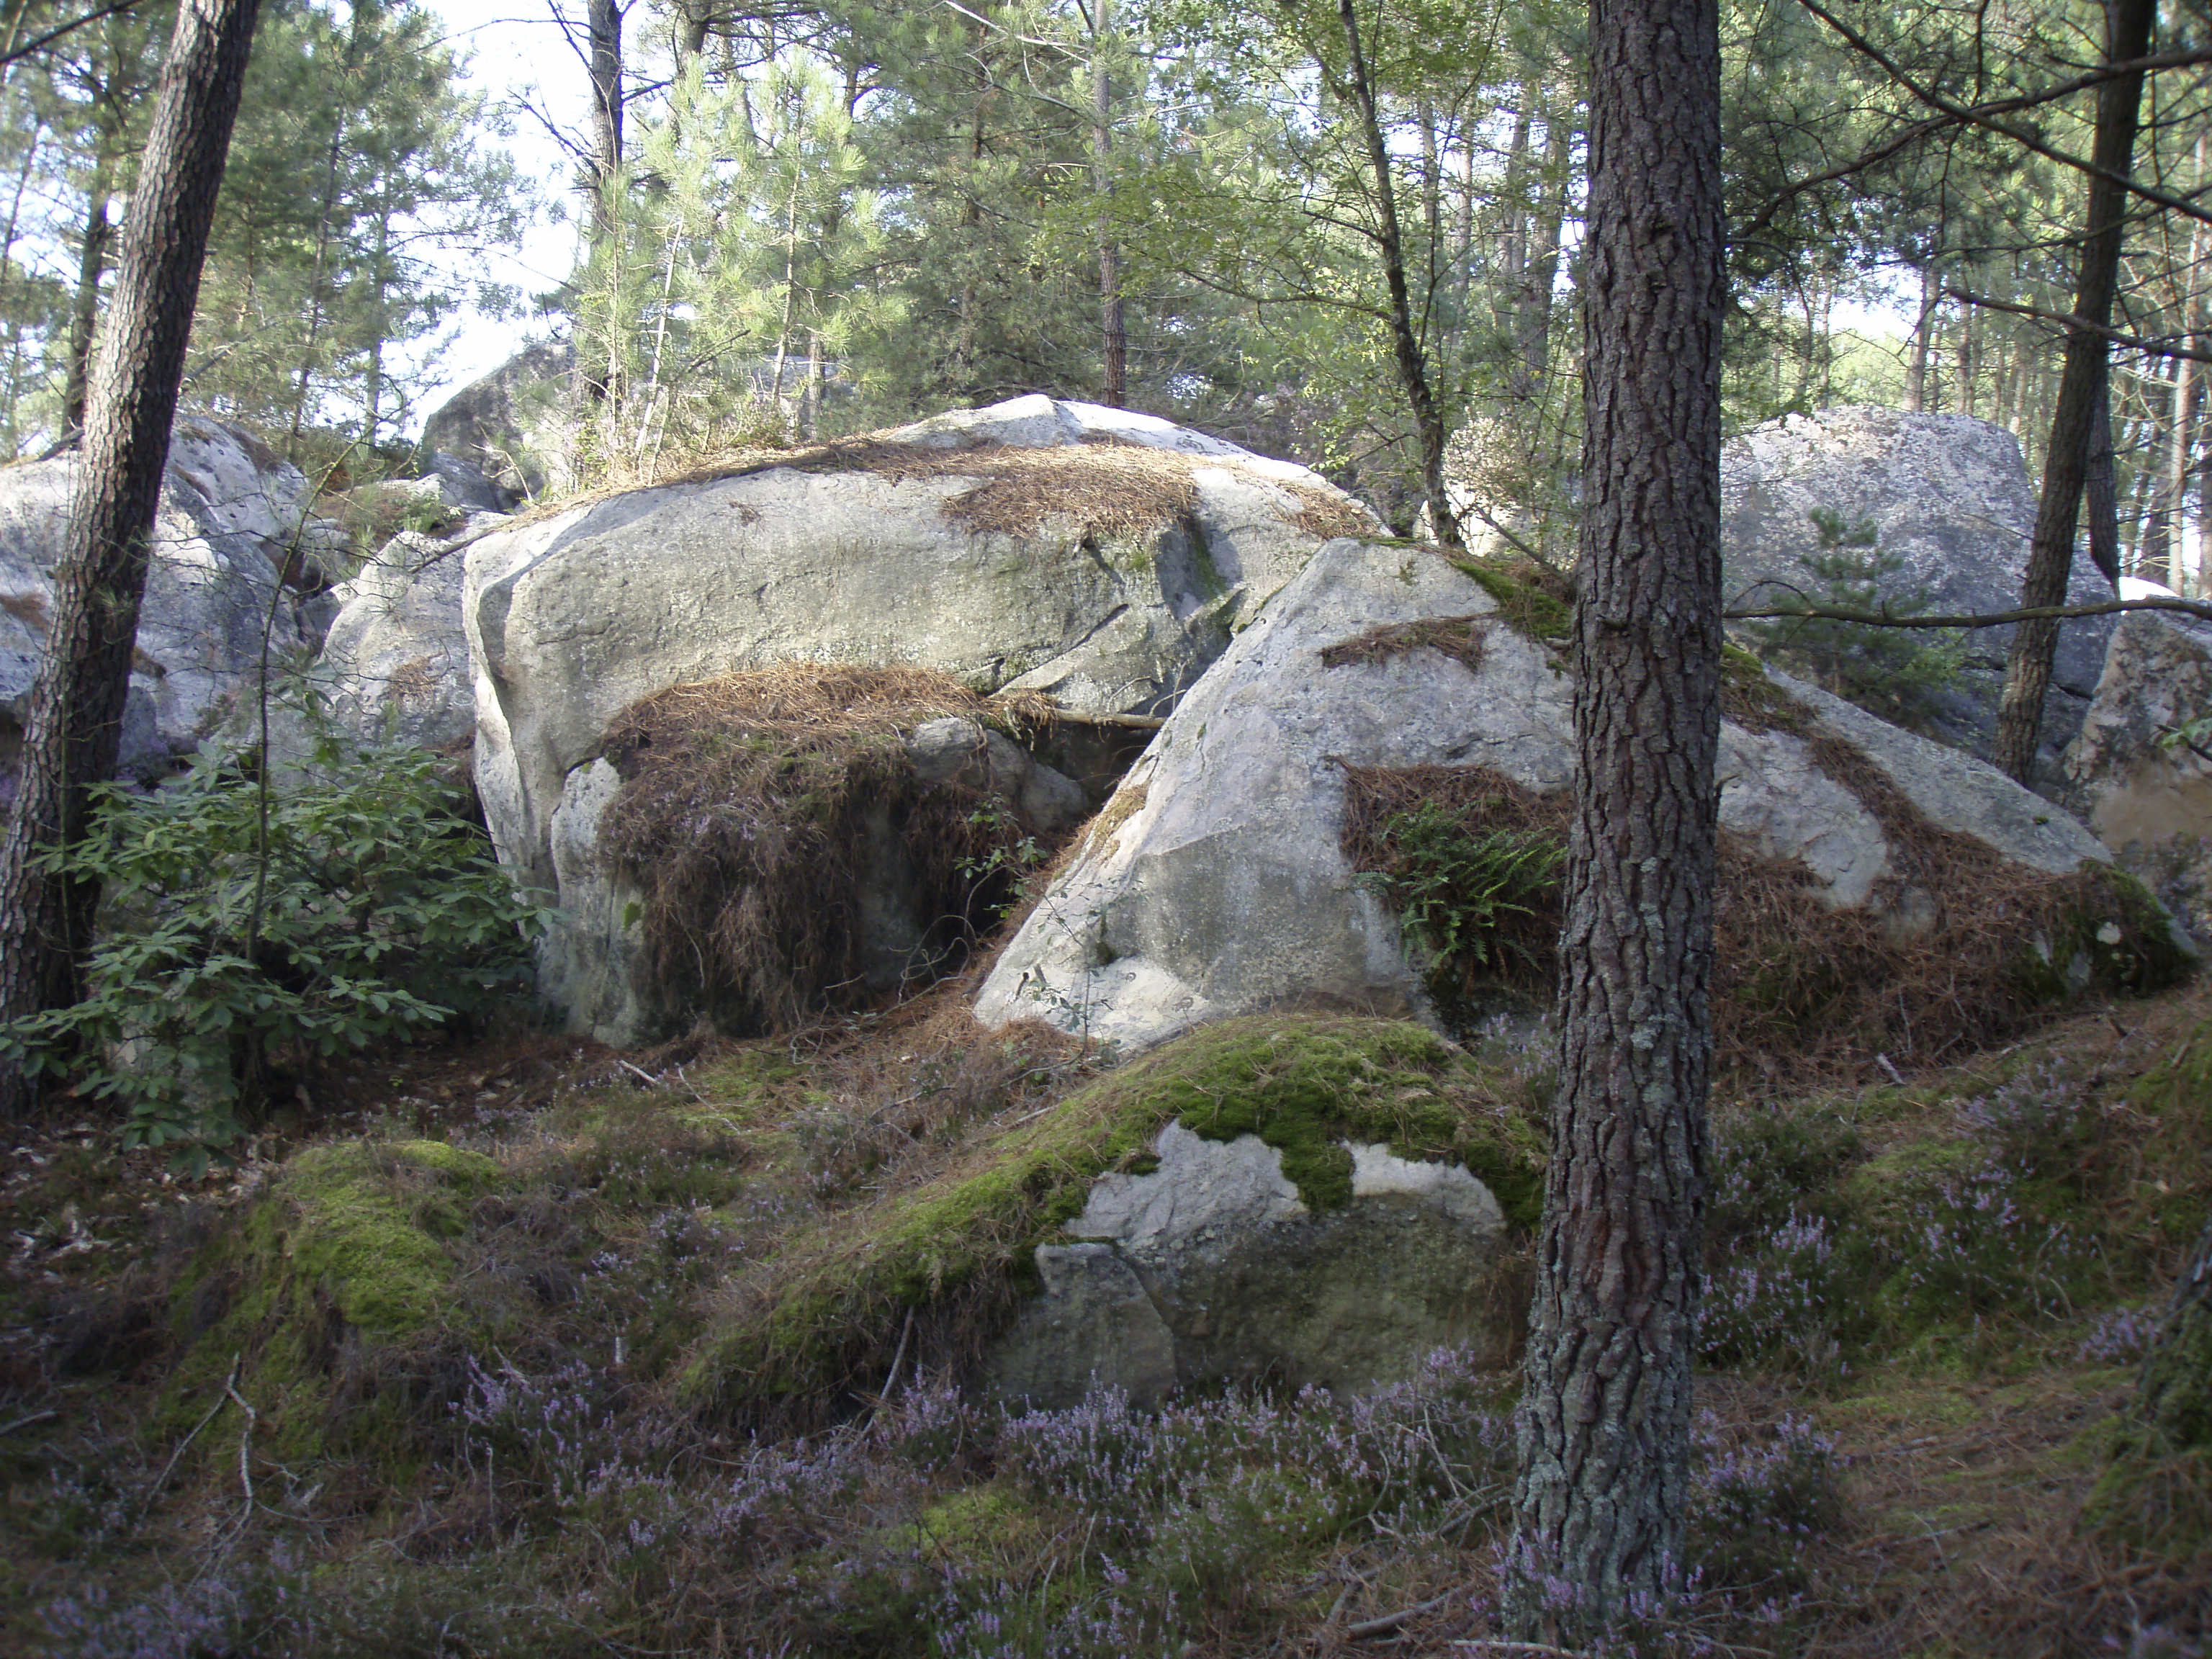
(595, 665, 1069, 1035)
(500, 426, 1372, 547)
(1319, 615, 1488, 676)
(1341, 738, 2190, 1084)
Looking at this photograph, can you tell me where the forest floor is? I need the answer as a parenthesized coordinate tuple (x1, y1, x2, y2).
(0, 958, 2206, 1657)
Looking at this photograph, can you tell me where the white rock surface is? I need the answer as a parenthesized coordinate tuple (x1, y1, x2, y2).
(315, 534, 476, 752)
(0, 414, 325, 781)
(465, 395, 1366, 902)
(976, 536, 2118, 1055)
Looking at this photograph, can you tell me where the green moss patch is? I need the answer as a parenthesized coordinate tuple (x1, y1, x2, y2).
(677, 1015, 1542, 1416)
(1449, 556, 1573, 643)
(158, 1141, 503, 1469)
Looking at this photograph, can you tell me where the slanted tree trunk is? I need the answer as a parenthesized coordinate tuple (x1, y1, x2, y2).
(1506, 0, 1723, 1637)
(1331, 0, 1461, 551)
(1989, 0, 2157, 784)
(0, 0, 264, 1118)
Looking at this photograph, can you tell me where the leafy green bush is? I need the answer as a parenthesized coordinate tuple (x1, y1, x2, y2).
(0, 714, 552, 1167)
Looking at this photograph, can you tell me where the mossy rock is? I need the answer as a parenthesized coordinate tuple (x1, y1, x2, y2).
(677, 1015, 1542, 1415)
(158, 1139, 504, 1471)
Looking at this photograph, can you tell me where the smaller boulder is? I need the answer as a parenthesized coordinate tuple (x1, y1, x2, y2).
(2062, 611, 2212, 941)
(315, 534, 474, 752)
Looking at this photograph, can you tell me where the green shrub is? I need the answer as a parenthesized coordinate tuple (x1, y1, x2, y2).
(0, 711, 553, 1168)
(1355, 801, 1567, 985)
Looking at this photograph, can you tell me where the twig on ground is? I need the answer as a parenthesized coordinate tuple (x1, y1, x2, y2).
(1349, 1591, 1455, 1637)
(153, 1353, 242, 1492)
(616, 1058, 662, 1087)
(0, 1408, 55, 1436)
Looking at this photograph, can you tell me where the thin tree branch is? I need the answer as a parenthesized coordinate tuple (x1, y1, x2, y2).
(1947, 288, 2212, 363)
(1745, 45, 2212, 230)
(0, 0, 138, 70)
(1790, 0, 2212, 228)
(1727, 595, 2212, 627)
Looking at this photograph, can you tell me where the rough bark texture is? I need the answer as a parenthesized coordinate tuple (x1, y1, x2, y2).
(1334, 0, 1460, 551)
(1506, 0, 1722, 1635)
(0, 0, 264, 1115)
(1990, 0, 2155, 784)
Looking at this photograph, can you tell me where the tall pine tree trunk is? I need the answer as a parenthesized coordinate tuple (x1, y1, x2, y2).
(58, 166, 110, 441)
(0, 0, 264, 1118)
(1989, 0, 2156, 784)
(1503, 0, 1725, 1637)
(1092, 0, 1125, 408)
(1506, 0, 1722, 1635)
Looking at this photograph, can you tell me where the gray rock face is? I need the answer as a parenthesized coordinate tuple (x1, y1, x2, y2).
(465, 395, 1366, 907)
(989, 1122, 1512, 1407)
(315, 534, 475, 752)
(0, 415, 324, 782)
(1720, 405, 2110, 772)
(424, 451, 514, 513)
(975, 535, 2118, 1055)
(421, 340, 578, 501)
(541, 722, 1091, 1046)
(2061, 612, 2212, 940)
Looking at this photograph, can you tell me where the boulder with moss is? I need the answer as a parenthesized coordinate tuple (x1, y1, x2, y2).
(678, 1015, 1542, 1417)
(1719, 405, 2113, 770)
(463, 395, 1372, 912)
(976, 535, 2191, 1072)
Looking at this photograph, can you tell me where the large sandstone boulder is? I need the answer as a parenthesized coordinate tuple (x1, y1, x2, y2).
(0, 415, 330, 782)
(464, 395, 1372, 908)
(975, 535, 2185, 1064)
(1719, 405, 2111, 771)
(2061, 610, 2212, 942)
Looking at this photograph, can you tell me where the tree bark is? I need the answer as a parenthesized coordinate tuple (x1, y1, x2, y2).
(1989, 0, 2157, 785)
(1332, 0, 1460, 551)
(58, 166, 110, 441)
(1506, 0, 1722, 1637)
(0, 0, 264, 1117)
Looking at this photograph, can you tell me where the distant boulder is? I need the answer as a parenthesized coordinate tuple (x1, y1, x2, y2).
(1719, 405, 2112, 774)
(421, 340, 577, 501)
(2061, 608, 2212, 943)
(0, 415, 329, 784)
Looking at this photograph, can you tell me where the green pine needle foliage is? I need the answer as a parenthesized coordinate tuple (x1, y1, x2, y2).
(1746, 507, 1966, 732)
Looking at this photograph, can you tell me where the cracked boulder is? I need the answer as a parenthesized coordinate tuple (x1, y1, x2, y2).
(464, 395, 1372, 903)
(0, 413, 330, 787)
(1719, 405, 2113, 772)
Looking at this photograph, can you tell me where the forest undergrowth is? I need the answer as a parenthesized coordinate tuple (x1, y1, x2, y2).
(1, 953, 2208, 1658)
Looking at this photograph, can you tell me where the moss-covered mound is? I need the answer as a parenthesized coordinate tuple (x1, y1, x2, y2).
(678, 1015, 1543, 1417)
(159, 1141, 503, 1471)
